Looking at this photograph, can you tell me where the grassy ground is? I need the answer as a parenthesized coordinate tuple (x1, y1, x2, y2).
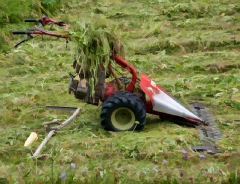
(0, 0, 240, 183)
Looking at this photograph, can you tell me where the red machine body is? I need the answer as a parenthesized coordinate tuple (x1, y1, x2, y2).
(12, 15, 204, 128)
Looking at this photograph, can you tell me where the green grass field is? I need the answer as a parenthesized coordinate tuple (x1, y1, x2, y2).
(0, 0, 240, 183)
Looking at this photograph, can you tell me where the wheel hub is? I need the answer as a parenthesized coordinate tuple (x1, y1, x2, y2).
(111, 107, 135, 130)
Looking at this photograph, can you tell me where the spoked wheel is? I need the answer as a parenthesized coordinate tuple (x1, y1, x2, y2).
(101, 91, 146, 132)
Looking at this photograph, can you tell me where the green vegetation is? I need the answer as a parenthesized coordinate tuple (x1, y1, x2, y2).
(71, 20, 124, 92)
(0, 0, 240, 183)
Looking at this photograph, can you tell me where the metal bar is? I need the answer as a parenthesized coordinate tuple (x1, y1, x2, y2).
(191, 102, 222, 154)
(44, 106, 78, 111)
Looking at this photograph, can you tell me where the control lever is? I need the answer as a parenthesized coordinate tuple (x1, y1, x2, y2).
(14, 34, 34, 48)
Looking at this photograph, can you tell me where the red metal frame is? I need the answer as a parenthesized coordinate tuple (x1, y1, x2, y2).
(39, 15, 68, 27)
(111, 54, 137, 92)
(22, 30, 69, 39)
(103, 55, 138, 100)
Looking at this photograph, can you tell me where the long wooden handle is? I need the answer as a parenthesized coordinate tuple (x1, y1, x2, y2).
(32, 107, 81, 158)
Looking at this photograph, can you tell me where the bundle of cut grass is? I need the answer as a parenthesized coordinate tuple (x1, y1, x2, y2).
(70, 21, 124, 95)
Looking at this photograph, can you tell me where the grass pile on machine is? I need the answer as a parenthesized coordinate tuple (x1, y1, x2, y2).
(13, 15, 222, 154)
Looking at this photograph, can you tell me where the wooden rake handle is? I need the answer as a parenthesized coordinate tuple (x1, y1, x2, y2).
(31, 107, 81, 158)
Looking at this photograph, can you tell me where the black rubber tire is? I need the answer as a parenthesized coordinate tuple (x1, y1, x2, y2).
(101, 91, 146, 132)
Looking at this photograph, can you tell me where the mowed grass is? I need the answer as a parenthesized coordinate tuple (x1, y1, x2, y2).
(0, 0, 240, 183)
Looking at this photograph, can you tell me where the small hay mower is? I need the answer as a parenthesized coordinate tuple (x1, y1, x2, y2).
(13, 15, 221, 156)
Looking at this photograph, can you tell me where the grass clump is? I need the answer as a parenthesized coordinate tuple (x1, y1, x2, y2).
(70, 19, 124, 91)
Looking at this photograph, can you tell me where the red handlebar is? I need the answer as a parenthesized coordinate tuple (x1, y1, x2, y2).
(12, 15, 69, 47)
(22, 15, 67, 26)
(39, 15, 67, 27)
(13, 15, 69, 35)
(12, 30, 69, 39)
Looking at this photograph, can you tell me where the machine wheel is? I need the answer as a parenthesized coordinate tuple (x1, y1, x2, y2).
(101, 91, 146, 132)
